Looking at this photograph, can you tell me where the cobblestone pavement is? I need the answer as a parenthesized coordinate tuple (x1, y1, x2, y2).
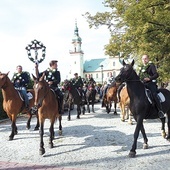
(0, 103, 170, 170)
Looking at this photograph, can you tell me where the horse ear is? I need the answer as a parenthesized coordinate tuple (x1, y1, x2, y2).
(32, 74, 37, 81)
(122, 59, 126, 66)
(39, 72, 45, 81)
(131, 59, 135, 67)
(7, 71, 10, 75)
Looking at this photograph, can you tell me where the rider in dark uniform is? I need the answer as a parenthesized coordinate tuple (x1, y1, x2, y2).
(72, 73, 85, 101)
(11, 65, 30, 109)
(139, 54, 164, 118)
(35, 60, 64, 114)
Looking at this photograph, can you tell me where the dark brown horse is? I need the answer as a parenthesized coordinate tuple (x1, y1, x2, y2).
(63, 79, 85, 119)
(32, 74, 62, 155)
(0, 72, 38, 140)
(85, 82, 96, 113)
(62, 87, 74, 121)
(102, 82, 118, 114)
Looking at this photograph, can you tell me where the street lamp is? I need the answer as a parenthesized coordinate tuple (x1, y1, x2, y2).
(100, 65, 103, 84)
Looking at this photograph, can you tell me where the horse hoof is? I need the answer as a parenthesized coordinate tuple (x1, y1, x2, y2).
(166, 135, 170, 141)
(8, 136, 13, 141)
(161, 130, 166, 138)
(67, 117, 71, 121)
(26, 125, 31, 130)
(128, 151, 136, 158)
(128, 121, 133, 125)
(77, 116, 80, 119)
(34, 127, 39, 131)
(39, 148, 45, 155)
(49, 143, 54, 148)
(143, 143, 149, 149)
(58, 130, 62, 136)
(121, 119, 125, 122)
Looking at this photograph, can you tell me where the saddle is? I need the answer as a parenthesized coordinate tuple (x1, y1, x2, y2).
(17, 90, 33, 101)
(145, 88, 165, 104)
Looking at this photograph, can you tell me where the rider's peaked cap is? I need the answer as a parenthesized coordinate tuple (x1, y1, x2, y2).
(74, 73, 78, 76)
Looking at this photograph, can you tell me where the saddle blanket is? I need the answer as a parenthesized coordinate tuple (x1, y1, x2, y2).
(27, 92, 33, 100)
(157, 92, 165, 102)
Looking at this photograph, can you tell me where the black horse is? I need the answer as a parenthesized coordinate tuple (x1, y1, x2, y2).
(85, 82, 96, 113)
(115, 59, 170, 158)
(63, 79, 85, 119)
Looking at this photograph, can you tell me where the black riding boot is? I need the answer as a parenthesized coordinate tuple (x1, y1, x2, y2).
(58, 97, 64, 114)
(153, 93, 165, 118)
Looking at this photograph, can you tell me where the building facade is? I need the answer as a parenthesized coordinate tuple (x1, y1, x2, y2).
(69, 21, 122, 84)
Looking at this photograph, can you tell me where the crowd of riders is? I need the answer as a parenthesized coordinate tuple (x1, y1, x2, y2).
(11, 54, 167, 118)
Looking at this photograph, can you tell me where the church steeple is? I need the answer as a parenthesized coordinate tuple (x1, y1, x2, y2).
(71, 20, 83, 53)
(69, 20, 84, 78)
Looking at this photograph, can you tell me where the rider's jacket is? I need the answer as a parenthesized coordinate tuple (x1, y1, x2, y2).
(11, 72, 30, 88)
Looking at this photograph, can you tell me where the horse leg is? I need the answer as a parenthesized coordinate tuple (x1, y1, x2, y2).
(166, 113, 170, 141)
(39, 120, 45, 155)
(128, 109, 133, 125)
(120, 103, 125, 122)
(160, 117, 166, 138)
(92, 101, 95, 113)
(82, 104, 85, 115)
(49, 121, 55, 148)
(34, 112, 40, 131)
(26, 112, 32, 129)
(9, 115, 17, 140)
(140, 123, 148, 149)
(113, 102, 117, 115)
(67, 108, 71, 121)
(77, 105, 81, 119)
(86, 99, 90, 113)
(109, 102, 112, 113)
(58, 115, 62, 135)
(129, 117, 143, 158)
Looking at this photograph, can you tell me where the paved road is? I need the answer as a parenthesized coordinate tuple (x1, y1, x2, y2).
(0, 102, 170, 170)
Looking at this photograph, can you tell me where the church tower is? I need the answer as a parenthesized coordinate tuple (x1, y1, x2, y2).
(69, 20, 84, 78)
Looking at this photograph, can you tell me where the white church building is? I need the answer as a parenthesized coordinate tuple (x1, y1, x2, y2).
(68, 21, 122, 84)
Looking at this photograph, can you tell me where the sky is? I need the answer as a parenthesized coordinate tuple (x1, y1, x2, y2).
(0, 0, 110, 80)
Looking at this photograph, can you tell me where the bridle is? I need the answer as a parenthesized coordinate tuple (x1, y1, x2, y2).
(123, 67, 140, 82)
(0, 74, 8, 89)
(34, 81, 49, 108)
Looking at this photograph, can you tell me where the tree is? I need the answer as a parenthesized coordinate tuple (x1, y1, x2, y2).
(84, 0, 170, 82)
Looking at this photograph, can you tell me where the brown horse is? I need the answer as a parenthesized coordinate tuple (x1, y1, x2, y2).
(32, 74, 62, 155)
(119, 86, 133, 124)
(102, 82, 118, 114)
(0, 72, 39, 140)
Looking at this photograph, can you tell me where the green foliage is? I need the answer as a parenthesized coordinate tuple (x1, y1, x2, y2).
(84, 0, 170, 83)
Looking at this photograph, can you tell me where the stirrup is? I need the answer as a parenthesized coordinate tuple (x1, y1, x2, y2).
(158, 110, 165, 119)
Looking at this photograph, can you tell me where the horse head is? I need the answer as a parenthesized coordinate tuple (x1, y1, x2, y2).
(32, 73, 49, 109)
(0, 72, 10, 89)
(115, 59, 138, 84)
(63, 79, 72, 91)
